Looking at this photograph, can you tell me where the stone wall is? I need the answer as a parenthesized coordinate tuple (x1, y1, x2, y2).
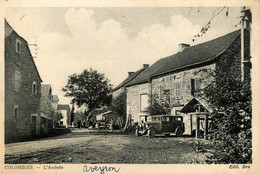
(151, 64, 216, 113)
(5, 31, 42, 143)
(126, 83, 150, 123)
(216, 30, 250, 83)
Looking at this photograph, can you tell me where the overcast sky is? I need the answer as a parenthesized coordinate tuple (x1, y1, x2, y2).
(5, 7, 241, 104)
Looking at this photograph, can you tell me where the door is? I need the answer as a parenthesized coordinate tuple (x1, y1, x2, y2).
(172, 116, 183, 130)
(161, 116, 173, 132)
(31, 116, 36, 137)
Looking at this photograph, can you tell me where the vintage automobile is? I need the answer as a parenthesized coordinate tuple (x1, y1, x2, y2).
(135, 115, 185, 138)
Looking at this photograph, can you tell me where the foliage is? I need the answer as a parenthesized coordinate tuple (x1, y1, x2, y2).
(111, 92, 126, 121)
(204, 70, 252, 164)
(146, 94, 170, 115)
(73, 110, 87, 123)
(62, 68, 113, 112)
(192, 7, 228, 42)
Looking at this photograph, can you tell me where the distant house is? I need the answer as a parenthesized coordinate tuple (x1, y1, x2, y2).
(40, 84, 55, 134)
(51, 95, 60, 127)
(52, 95, 59, 110)
(125, 29, 250, 135)
(58, 104, 71, 128)
(5, 19, 42, 143)
(112, 64, 149, 99)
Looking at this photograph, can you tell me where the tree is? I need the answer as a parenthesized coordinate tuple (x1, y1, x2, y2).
(146, 94, 170, 115)
(204, 69, 252, 164)
(111, 93, 126, 128)
(62, 68, 113, 114)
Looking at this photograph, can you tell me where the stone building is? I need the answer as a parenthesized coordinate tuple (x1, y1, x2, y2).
(125, 29, 250, 135)
(58, 104, 71, 128)
(40, 84, 55, 135)
(5, 20, 42, 143)
(51, 95, 60, 127)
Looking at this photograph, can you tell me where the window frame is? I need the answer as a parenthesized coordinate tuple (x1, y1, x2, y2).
(32, 81, 37, 94)
(191, 78, 202, 95)
(13, 105, 18, 117)
(14, 71, 21, 92)
(140, 93, 149, 112)
(16, 39, 22, 54)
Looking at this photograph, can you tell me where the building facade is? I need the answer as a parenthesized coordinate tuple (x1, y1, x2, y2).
(125, 29, 250, 135)
(5, 20, 42, 143)
(58, 104, 71, 128)
(51, 95, 60, 127)
(40, 84, 56, 135)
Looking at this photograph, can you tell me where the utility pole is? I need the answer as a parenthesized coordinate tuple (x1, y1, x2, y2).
(28, 36, 38, 58)
(241, 6, 245, 82)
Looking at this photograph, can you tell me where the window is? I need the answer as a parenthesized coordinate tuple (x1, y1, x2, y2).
(174, 117, 182, 122)
(32, 81, 37, 94)
(14, 71, 21, 92)
(164, 90, 170, 103)
(162, 117, 170, 122)
(140, 94, 149, 111)
(152, 117, 161, 122)
(16, 39, 22, 53)
(13, 105, 18, 117)
(191, 78, 201, 95)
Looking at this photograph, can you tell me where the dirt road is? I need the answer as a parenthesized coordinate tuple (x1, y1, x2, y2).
(5, 129, 211, 164)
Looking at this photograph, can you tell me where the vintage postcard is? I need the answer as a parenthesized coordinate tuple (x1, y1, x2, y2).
(1, 0, 260, 174)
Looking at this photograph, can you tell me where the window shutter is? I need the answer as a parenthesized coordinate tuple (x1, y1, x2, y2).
(179, 81, 182, 96)
(195, 78, 201, 91)
(191, 79, 195, 95)
(14, 71, 21, 92)
(172, 82, 176, 97)
(176, 82, 182, 97)
(160, 86, 164, 100)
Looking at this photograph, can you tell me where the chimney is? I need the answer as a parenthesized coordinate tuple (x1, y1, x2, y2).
(143, 64, 149, 69)
(128, 72, 134, 76)
(178, 43, 190, 52)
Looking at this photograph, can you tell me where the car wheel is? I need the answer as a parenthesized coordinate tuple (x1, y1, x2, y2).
(148, 128, 155, 138)
(176, 128, 183, 137)
(135, 129, 140, 136)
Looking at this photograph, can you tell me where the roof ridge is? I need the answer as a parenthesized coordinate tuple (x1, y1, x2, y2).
(112, 67, 145, 91)
(153, 30, 241, 77)
(126, 29, 241, 87)
(187, 29, 240, 48)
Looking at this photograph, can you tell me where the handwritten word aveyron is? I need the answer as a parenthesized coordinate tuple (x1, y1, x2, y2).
(83, 165, 120, 174)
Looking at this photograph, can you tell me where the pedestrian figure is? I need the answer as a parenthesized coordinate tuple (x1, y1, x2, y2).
(97, 121, 100, 130)
(104, 122, 107, 130)
(110, 119, 114, 132)
(92, 121, 96, 129)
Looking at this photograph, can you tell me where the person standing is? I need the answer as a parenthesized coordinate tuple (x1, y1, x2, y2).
(110, 119, 114, 132)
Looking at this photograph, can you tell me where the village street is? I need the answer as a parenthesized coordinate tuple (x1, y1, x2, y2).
(5, 130, 211, 164)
